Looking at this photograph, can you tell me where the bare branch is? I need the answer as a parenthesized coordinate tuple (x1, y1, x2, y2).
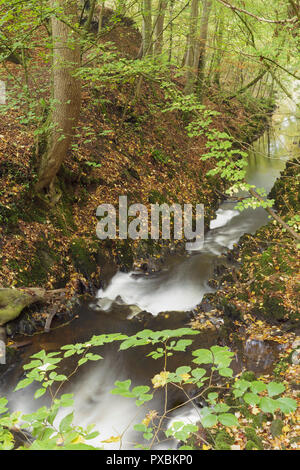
(215, 0, 298, 25)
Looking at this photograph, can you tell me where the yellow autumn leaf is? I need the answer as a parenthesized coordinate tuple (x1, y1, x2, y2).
(71, 435, 85, 445)
(101, 435, 121, 443)
(180, 373, 191, 382)
(142, 416, 151, 427)
(202, 444, 211, 450)
(151, 371, 170, 389)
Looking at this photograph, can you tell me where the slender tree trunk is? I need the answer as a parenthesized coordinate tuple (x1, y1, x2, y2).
(35, 0, 81, 193)
(213, 14, 224, 86)
(85, 0, 97, 31)
(168, 0, 175, 63)
(154, 0, 168, 56)
(184, 0, 199, 95)
(141, 0, 153, 56)
(195, 0, 212, 100)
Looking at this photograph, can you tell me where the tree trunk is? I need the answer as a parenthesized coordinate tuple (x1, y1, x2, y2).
(212, 13, 224, 86)
(184, 0, 199, 95)
(141, 0, 153, 56)
(168, 0, 175, 63)
(154, 0, 168, 56)
(35, 0, 81, 193)
(195, 0, 212, 100)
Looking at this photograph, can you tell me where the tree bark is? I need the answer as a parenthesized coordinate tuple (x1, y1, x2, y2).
(35, 0, 81, 193)
(141, 0, 153, 56)
(195, 0, 212, 100)
(184, 0, 199, 95)
(154, 0, 168, 56)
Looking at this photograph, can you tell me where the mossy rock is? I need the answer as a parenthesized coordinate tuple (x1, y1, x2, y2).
(16, 241, 57, 287)
(114, 239, 134, 272)
(69, 238, 98, 280)
(263, 294, 286, 320)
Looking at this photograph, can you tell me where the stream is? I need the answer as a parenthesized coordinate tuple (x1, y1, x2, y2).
(1, 84, 299, 450)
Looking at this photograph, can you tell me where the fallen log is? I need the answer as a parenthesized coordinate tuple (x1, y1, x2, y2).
(0, 287, 66, 326)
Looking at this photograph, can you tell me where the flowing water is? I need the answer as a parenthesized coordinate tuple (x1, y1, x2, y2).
(1, 85, 299, 449)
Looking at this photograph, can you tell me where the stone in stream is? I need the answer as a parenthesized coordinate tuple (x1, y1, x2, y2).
(0, 327, 5, 364)
(291, 350, 300, 365)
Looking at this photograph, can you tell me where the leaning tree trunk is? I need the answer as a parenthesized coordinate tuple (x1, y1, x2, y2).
(35, 0, 81, 193)
(154, 0, 168, 56)
(195, 0, 212, 101)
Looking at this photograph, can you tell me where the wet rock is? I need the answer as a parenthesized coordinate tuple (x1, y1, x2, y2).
(291, 338, 300, 349)
(243, 339, 280, 374)
(291, 350, 300, 365)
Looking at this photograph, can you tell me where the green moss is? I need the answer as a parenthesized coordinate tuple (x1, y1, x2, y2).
(263, 294, 286, 320)
(148, 190, 168, 205)
(214, 430, 235, 450)
(240, 371, 256, 382)
(245, 427, 263, 450)
(114, 239, 134, 272)
(69, 238, 98, 279)
(17, 240, 58, 286)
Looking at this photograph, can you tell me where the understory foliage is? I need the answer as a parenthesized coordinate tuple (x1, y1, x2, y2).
(0, 328, 297, 450)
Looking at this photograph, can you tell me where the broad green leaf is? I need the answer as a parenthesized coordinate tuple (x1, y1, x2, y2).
(259, 397, 279, 414)
(218, 413, 239, 427)
(250, 381, 267, 393)
(201, 413, 218, 428)
(192, 349, 213, 364)
(267, 382, 285, 398)
(244, 392, 260, 406)
(276, 397, 297, 414)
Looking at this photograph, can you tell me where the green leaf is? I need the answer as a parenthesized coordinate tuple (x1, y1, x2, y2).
(244, 392, 260, 406)
(267, 382, 285, 398)
(218, 367, 233, 377)
(214, 403, 230, 413)
(218, 413, 239, 427)
(270, 419, 284, 437)
(192, 349, 213, 364)
(14, 377, 34, 392)
(259, 397, 279, 414)
(276, 397, 297, 414)
(34, 388, 46, 399)
(191, 368, 206, 380)
(201, 413, 218, 428)
(234, 379, 250, 392)
(250, 381, 267, 393)
(175, 366, 191, 376)
(59, 412, 74, 433)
